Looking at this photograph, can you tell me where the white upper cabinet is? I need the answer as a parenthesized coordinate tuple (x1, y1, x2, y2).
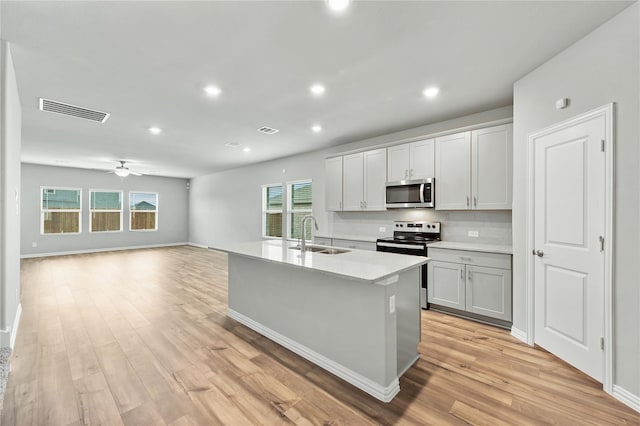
(325, 157, 343, 211)
(472, 124, 513, 210)
(387, 144, 411, 182)
(363, 148, 387, 210)
(342, 149, 387, 211)
(435, 132, 472, 210)
(387, 139, 435, 182)
(435, 124, 512, 210)
(342, 152, 364, 211)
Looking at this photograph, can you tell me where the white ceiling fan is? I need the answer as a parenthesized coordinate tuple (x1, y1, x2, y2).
(110, 160, 142, 177)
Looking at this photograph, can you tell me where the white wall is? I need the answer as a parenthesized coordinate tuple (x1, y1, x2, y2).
(189, 105, 513, 248)
(21, 164, 189, 256)
(513, 3, 639, 398)
(0, 40, 22, 348)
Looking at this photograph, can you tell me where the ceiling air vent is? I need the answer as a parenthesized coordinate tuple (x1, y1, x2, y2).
(39, 98, 110, 123)
(257, 126, 279, 135)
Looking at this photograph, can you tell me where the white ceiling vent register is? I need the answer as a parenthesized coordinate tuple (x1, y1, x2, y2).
(257, 126, 279, 135)
(38, 98, 110, 123)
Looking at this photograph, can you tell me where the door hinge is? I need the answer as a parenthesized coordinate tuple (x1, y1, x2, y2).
(601, 139, 605, 152)
(599, 236, 605, 252)
(600, 337, 604, 350)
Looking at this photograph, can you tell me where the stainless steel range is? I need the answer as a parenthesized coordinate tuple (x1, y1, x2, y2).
(376, 221, 441, 309)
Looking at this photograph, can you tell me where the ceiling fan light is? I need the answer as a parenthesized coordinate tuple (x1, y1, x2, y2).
(115, 167, 130, 177)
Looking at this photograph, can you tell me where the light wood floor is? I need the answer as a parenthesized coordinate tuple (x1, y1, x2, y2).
(2, 246, 638, 425)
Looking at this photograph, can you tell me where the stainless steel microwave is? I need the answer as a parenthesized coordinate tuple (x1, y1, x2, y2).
(385, 178, 435, 208)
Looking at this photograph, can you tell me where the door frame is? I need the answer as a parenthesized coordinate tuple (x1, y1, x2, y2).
(525, 103, 614, 393)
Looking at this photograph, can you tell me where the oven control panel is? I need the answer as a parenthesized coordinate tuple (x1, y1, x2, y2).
(393, 221, 440, 233)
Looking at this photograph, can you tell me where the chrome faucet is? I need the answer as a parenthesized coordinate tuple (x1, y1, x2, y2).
(300, 215, 319, 252)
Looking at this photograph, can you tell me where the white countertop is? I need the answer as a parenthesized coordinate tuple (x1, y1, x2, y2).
(314, 233, 379, 243)
(211, 240, 428, 284)
(428, 241, 513, 255)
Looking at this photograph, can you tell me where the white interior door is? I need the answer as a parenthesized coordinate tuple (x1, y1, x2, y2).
(533, 114, 605, 382)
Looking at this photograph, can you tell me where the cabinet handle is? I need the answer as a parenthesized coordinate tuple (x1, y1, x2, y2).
(460, 256, 471, 261)
(468, 269, 472, 281)
(460, 269, 464, 280)
(473, 196, 477, 207)
(339, 201, 342, 210)
(409, 168, 413, 178)
(466, 196, 470, 207)
(364, 201, 367, 209)
(405, 169, 408, 179)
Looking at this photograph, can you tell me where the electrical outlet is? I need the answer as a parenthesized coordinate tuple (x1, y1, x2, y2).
(32, 242, 37, 248)
(468, 230, 479, 238)
(379, 226, 386, 233)
(389, 295, 396, 314)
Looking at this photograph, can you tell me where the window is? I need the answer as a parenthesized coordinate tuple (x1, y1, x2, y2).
(262, 184, 283, 238)
(129, 192, 158, 231)
(90, 190, 122, 232)
(288, 180, 313, 241)
(41, 187, 81, 234)
(261, 180, 313, 240)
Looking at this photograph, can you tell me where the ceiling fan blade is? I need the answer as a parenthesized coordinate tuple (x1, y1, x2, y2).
(129, 171, 143, 176)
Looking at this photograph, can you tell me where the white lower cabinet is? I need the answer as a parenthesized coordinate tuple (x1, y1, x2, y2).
(331, 238, 376, 251)
(313, 236, 332, 246)
(427, 247, 512, 322)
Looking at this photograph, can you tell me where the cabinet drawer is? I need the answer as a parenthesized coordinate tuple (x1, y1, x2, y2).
(332, 239, 376, 251)
(313, 237, 332, 246)
(427, 247, 511, 270)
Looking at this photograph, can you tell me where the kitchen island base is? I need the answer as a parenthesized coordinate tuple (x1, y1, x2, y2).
(226, 253, 422, 402)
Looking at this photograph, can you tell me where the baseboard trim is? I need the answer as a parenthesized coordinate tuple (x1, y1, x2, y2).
(612, 385, 640, 413)
(228, 308, 400, 402)
(20, 242, 190, 259)
(0, 303, 22, 350)
(510, 326, 528, 344)
(9, 304, 21, 350)
(187, 242, 208, 249)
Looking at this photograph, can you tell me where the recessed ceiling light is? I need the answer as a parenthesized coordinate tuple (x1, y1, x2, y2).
(327, 0, 350, 12)
(225, 142, 241, 148)
(204, 85, 221, 96)
(310, 84, 326, 96)
(243, 147, 251, 153)
(312, 125, 323, 133)
(149, 126, 162, 135)
(422, 86, 440, 99)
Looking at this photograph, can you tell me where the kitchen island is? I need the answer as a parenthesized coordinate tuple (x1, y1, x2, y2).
(212, 239, 428, 402)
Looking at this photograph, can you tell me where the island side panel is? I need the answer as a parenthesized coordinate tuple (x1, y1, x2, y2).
(394, 267, 421, 375)
(227, 254, 395, 388)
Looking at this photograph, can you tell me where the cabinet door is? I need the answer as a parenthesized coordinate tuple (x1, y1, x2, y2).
(472, 124, 513, 210)
(410, 138, 435, 180)
(325, 157, 343, 211)
(427, 260, 466, 310)
(363, 149, 387, 211)
(331, 239, 376, 251)
(465, 265, 512, 321)
(342, 153, 364, 211)
(387, 144, 410, 182)
(435, 132, 471, 210)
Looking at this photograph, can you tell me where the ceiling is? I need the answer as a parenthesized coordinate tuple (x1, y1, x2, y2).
(1, 1, 633, 178)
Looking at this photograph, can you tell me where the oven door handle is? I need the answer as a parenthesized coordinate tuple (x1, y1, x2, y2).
(419, 183, 425, 203)
(376, 242, 425, 251)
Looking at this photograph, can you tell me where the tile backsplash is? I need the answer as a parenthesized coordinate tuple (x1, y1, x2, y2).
(329, 210, 512, 245)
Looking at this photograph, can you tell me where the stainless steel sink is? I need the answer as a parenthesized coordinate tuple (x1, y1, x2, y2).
(289, 245, 350, 255)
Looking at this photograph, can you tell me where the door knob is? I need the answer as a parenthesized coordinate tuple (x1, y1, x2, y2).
(536, 250, 544, 257)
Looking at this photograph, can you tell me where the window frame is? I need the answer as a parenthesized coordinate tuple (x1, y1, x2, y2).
(129, 191, 159, 232)
(286, 179, 313, 242)
(89, 189, 123, 233)
(262, 183, 284, 240)
(40, 186, 82, 235)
